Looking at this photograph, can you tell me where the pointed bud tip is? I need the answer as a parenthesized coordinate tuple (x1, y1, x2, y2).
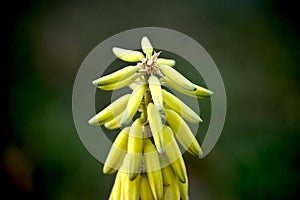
(141, 36, 149, 44)
(119, 122, 128, 129)
(88, 117, 98, 126)
(103, 166, 115, 174)
(129, 173, 138, 181)
(197, 148, 204, 158)
(196, 114, 203, 123)
(112, 47, 119, 52)
(169, 60, 176, 67)
(112, 47, 124, 58)
(157, 147, 166, 154)
(155, 104, 164, 112)
(120, 117, 133, 128)
(102, 167, 109, 174)
(112, 47, 118, 55)
(92, 80, 98, 86)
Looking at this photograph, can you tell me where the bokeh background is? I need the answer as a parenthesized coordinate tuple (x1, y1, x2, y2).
(1, 0, 299, 199)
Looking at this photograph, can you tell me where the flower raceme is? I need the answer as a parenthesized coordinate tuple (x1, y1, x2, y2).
(88, 36, 213, 200)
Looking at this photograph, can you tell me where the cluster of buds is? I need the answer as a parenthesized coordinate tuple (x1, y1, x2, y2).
(89, 36, 213, 200)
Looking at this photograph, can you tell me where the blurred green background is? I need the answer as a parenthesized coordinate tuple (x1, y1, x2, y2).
(1, 0, 299, 199)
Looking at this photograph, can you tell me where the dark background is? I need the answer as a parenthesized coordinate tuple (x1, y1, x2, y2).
(1, 0, 299, 199)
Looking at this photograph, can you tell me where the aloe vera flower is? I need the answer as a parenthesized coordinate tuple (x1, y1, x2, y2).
(89, 36, 213, 200)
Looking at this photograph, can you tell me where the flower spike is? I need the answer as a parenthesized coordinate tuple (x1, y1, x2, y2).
(89, 36, 212, 199)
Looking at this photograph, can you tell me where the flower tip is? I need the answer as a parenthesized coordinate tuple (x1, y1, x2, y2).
(119, 123, 127, 130)
(92, 80, 98, 87)
(103, 166, 114, 174)
(198, 148, 204, 157)
(142, 36, 149, 41)
(157, 146, 166, 154)
(88, 117, 98, 126)
(120, 116, 131, 128)
(102, 168, 109, 174)
(208, 90, 214, 96)
(199, 117, 203, 123)
(112, 47, 119, 52)
(155, 104, 164, 113)
(112, 47, 122, 57)
(141, 36, 153, 56)
(169, 59, 176, 66)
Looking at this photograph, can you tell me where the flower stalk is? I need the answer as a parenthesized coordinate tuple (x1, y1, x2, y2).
(89, 36, 213, 199)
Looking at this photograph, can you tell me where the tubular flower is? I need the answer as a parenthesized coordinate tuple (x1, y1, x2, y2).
(89, 36, 213, 200)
